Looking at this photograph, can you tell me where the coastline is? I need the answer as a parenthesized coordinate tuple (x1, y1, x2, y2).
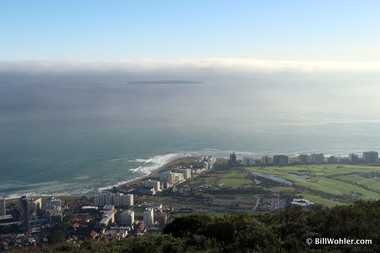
(3, 151, 361, 199)
(118, 155, 201, 190)
(4, 156, 200, 205)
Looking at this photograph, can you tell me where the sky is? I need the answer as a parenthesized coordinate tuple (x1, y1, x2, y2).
(1, 1, 380, 129)
(1, 0, 380, 61)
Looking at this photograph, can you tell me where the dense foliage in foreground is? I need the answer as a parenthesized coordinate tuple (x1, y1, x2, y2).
(13, 200, 380, 252)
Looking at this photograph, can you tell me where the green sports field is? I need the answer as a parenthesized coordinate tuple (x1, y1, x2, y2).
(192, 164, 380, 207)
(244, 164, 380, 206)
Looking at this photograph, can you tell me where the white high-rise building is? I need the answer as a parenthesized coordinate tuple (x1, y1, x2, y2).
(114, 193, 124, 207)
(95, 193, 134, 207)
(144, 180, 161, 191)
(95, 194, 112, 206)
(206, 155, 217, 169)
(143, 208, 154, 226)
(159, 172, 174, 184)
(193, 156, 216, 170)
(126, 194, 133, 207)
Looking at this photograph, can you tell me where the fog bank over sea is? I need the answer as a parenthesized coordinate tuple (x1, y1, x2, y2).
(1, 60, 380, 198)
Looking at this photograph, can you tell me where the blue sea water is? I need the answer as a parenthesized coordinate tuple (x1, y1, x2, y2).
(1, 111, 380, 199)
(1, 73, 380, 199)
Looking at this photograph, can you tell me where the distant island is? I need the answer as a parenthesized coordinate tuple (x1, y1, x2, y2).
(127, 80, 203, 85)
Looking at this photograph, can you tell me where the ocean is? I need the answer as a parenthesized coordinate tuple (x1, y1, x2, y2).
(1, 112, 380, 199)
(1, 71, 380, 199)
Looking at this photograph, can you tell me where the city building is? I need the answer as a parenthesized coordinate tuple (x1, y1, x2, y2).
(103, 204, 115, 211)
(157, 213, 168, 227)
(80, 206, 99, 213)
(126, 194, 134, 207)
(327, 156, 337, 163)
(242, 157, 253, 166)
(207, 155, 217, 169)
(159, 172, 174, 184)
(143, 208, 154, 226)
(144, 179, 161, 191)
(19, 196, 30, 232)
(273, 155, 288, 165)
(18, 196, 43, 231)
(298, 154, 309, 164)
(261, 156, 272, 165)
(229, 152, 237, 166)
(104, 227, 130, 239)
(45, 197, 62, 210)
(349, 153, 360, 163)
(291, 198, 315, 210)
(46, 209, 62, 223)
(121, 210, 134, 225)
(95, 194, 111, 206)
(0, 197, 5, 216)
(99, 210, 115, 227)
(193, 156, 216, 170)
(28, 197, 42, 213)
(159, 172, 184, 185)
(172, 173, 185, 183)
(363, 151, 378, 163)
(310, 153, 325, 164)
(44, 197, 62, 223)
(95, 193, 134, 207)
(173, 168, 192, 179)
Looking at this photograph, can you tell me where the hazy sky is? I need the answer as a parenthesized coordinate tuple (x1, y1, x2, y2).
(1, 0, 380, 61)
(1, 1, 380, 129)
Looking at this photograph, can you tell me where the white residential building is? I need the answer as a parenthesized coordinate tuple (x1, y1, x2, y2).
(172, 173, 185, 183)
(159, 172, 174, 184)
(143, 208, 154, 226)
(95, 193, 133, 207)
(28, 197, 42, 212)
(100, 210, 115, 227)
(173, 168, 192, 179)
(194, 156, 217, 170)
(144, 180, 161, 191)
(126, 194, 134, 207)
